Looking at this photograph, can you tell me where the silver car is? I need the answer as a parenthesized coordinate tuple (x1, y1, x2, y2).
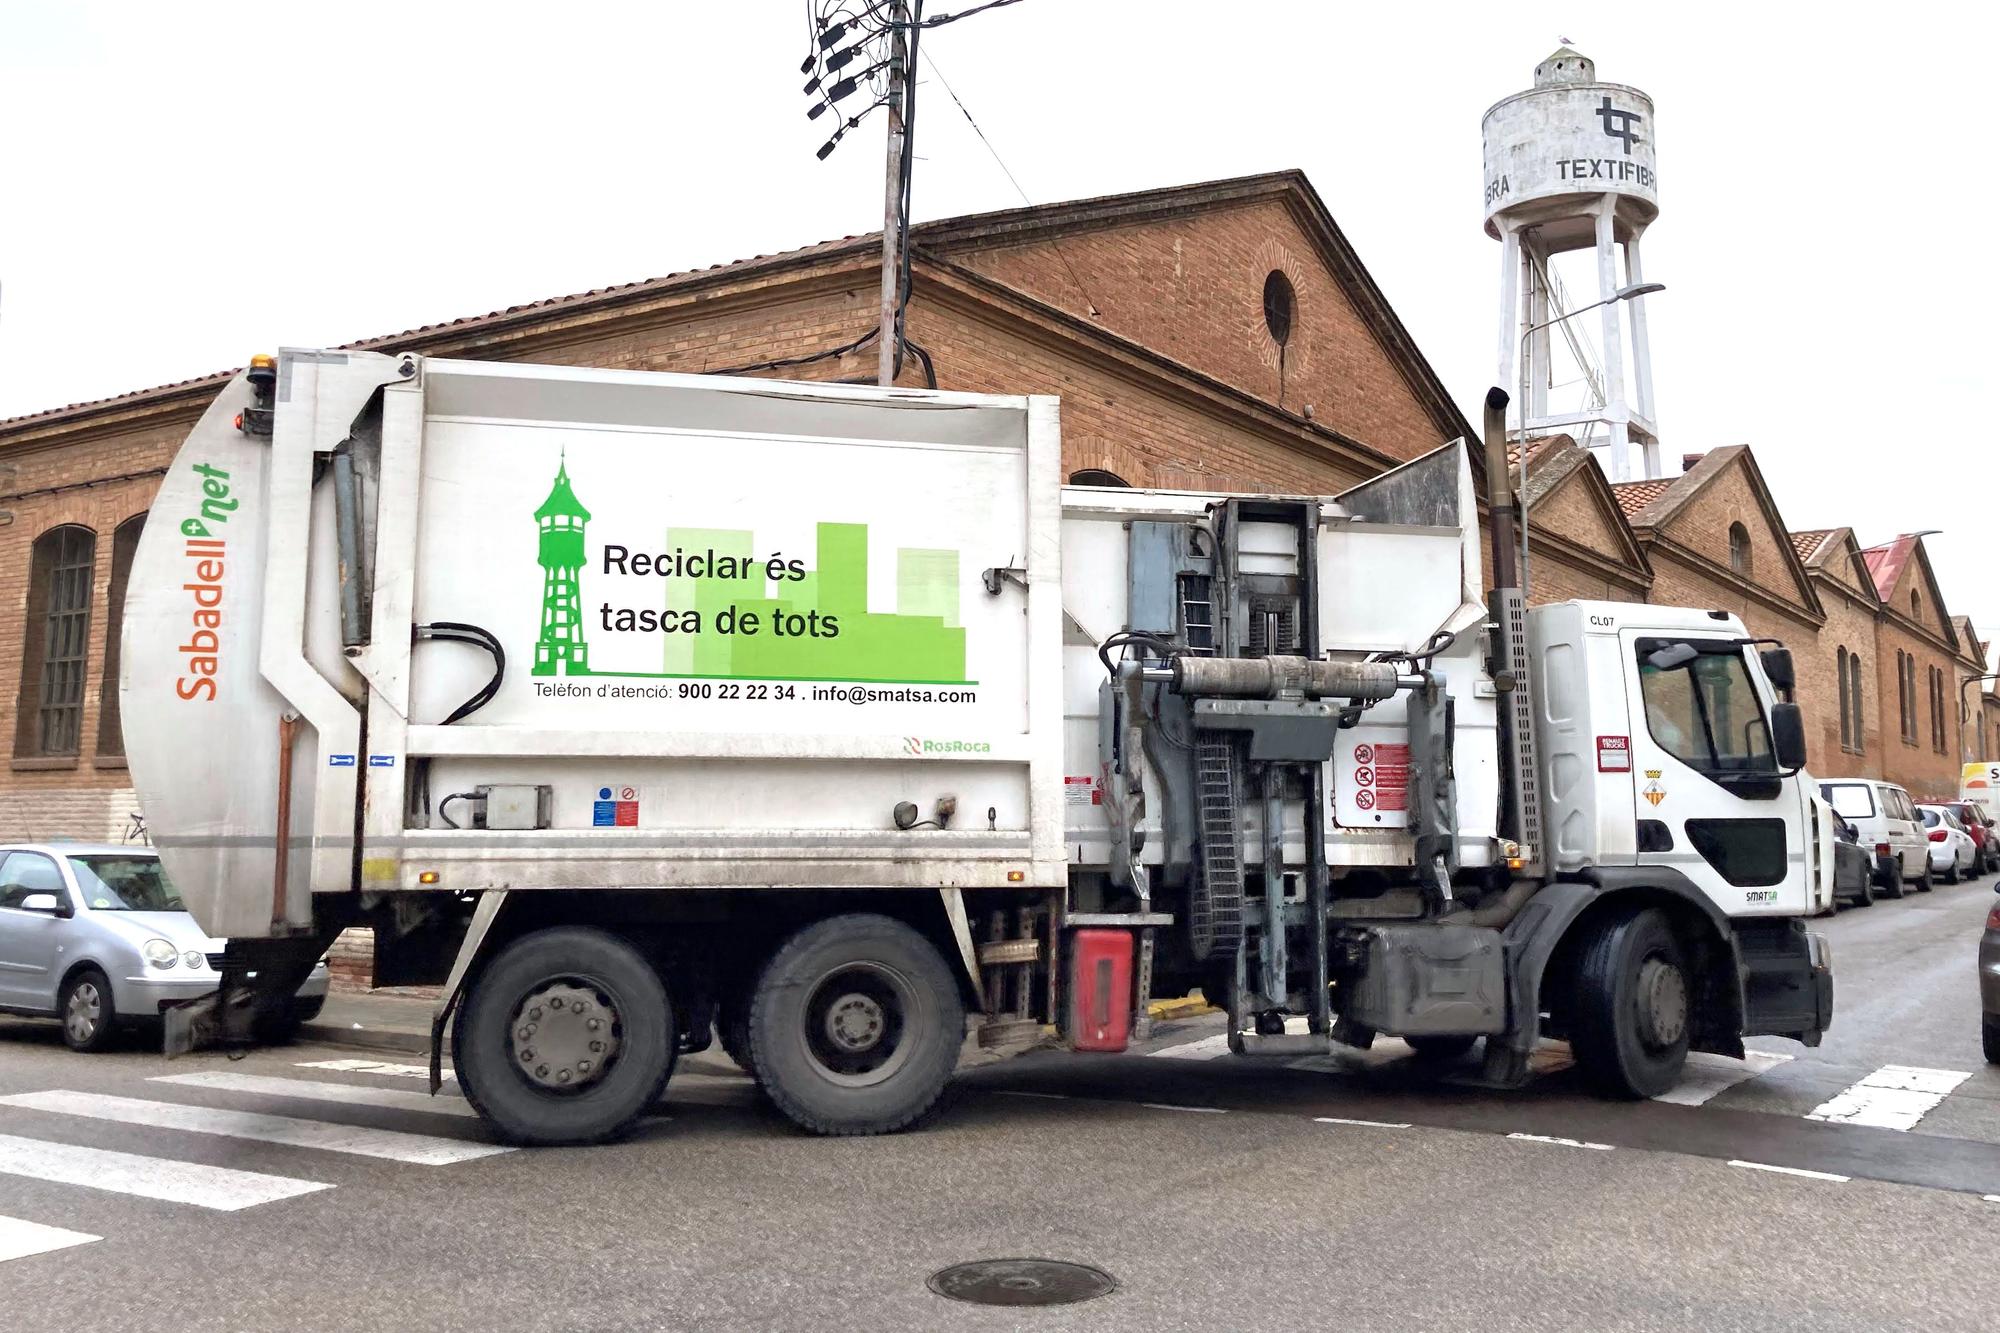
(0, 843, 328, 1051)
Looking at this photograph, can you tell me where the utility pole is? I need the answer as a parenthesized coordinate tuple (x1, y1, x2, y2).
(877, 2, 908, 386)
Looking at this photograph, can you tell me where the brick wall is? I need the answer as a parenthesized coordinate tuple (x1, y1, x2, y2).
(1802, 574, 1883, 777)
(1873, 614, 1960, 800)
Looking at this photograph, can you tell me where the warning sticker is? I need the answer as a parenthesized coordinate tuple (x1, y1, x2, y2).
(1064, 775, 1100, 807)
(593, 785, 640, 827)
(1336, 727, 1411, 826)
(1361, 742, 1410, 813)
(1597, 735, 1631, 772)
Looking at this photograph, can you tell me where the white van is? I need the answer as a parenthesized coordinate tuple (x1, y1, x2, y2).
(1819, 779, 1932, 897)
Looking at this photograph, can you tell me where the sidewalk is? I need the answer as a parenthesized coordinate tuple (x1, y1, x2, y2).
(301, 987, 1218, 1057)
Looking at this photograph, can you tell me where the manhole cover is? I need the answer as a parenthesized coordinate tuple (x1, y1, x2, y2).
(928, 1258, 1117, 1307)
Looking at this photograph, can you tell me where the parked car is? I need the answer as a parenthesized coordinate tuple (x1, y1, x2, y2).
(1918, 804, 1982, 883)
(1831, 812, 1876, 908)
(1983, 889, 2000, 1063)
(1820, 779, 1930, 896)
(1946, 800, 2000, 874)
(0, 843, 327, 1051)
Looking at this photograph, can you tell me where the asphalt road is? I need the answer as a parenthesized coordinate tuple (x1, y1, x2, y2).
(0, 880, 1995, 1331)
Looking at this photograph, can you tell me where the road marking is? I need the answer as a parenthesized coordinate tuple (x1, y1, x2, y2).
(0, 1133, 331, 1210)
(1145, 1033, 1235, 1061)
(1653, 1050, 1795, 1106)
(1805, 1065, 1972, 1132)
(1140, 1102, 1226, 1114)
(1728, 1159, 1849, 1183)
(296, 1059, 453, 1082)
(1985, 1194, 2000, 1204)
(149, 1072, 477, 1118)
(1507, 1132, 1613, 1151)
(1313, 1116, 1411, 1129)
(0, 1215, 100, 1263)
(0, 1091, 511, 1165)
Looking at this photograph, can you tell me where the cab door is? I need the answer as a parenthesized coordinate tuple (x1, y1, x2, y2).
(1623, 633, 1807, 915)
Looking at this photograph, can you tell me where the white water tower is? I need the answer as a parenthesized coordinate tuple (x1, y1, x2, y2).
(1484, 47, 1661, 481)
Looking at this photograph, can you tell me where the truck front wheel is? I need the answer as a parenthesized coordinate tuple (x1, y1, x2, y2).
(1568, 908, 1690, 1099)
(454, 926, 674, 1146)
(748, 913, 964, 1136)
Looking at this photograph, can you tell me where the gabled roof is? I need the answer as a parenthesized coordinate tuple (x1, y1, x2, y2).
(1861, 536, 1916, 602)
(1791, 526, 1879, 604)
(1789, 528, 1833, 561)
(1863, 533, 1959, 648)
(2, 170, 1477, 450)
(1610, 477, 1673, 517)
(1516, 434, 1651, 582)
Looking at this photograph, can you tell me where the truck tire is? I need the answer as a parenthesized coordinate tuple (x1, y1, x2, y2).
(1405, 1034, 1479, 1061)
(1567, 908, 1690, 1099)
(453, 926, 673, 1146)
(748, 913, 964, 1136)
(716, 970, 757, 1078)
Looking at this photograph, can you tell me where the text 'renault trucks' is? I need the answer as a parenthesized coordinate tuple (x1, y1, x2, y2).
(122, 352, 1834, 1144)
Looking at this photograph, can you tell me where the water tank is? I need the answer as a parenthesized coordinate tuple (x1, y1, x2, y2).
(1482, 46, 1657, 250)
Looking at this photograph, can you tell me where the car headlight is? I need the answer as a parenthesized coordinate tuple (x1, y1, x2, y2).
(142, 938, 179, 969)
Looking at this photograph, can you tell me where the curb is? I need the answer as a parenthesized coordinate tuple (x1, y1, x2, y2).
(299, 1021, 429, 1055)
(1146, 995, 1218, 1022)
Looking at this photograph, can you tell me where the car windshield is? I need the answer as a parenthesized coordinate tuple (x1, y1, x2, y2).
(66, 855, 185, 912)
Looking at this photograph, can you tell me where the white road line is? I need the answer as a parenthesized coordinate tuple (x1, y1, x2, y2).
(0, 1091, 511, 1166)
(1145, 1034, 1235, 1061)
(1984, 1195, 2000, 1204)
(296, 1059, 453, 1082)
(149, 1072, 477, 1118)
(1652, 1050, 1795, 1107)
(1313, 1116, 1412, 1129)
(1805, 1065, 1972, 1132)
(1728, 1159, 1849, 1183)
(1141, 1102, 1226, 1114)
(1507, 1132, 1613, 1151)
(0, 1133, 331, 1210)
(0, 1215, 101, 1263)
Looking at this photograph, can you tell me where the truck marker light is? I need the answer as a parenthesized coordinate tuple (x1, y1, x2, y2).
(418, 871, 440, 885)
(1007, 870, 1025, 882)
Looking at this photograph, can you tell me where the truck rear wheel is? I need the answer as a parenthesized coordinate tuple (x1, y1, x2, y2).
(716, 971, 756, 1078)
(1568, 908, 1690, 1099)
(748, 913, 964, 1136)
(453, 926, 673, 1146)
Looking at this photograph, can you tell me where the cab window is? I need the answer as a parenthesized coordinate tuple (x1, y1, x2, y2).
(1636, 641, 1776, 778)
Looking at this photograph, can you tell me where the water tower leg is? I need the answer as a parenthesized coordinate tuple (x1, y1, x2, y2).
(1495, 226, 1521, 400)
(1625, 228, 1661, 478)
(1592, 201, 1634, 482)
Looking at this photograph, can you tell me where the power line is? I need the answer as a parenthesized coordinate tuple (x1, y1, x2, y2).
(920, 49, 1100, 319)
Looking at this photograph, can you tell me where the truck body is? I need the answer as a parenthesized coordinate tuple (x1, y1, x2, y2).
(121, 351, 1833, 1143)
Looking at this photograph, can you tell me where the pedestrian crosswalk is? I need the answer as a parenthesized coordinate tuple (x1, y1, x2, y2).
(0, 1058, 512, 1265)
(1144, 1025, 1982, 1133)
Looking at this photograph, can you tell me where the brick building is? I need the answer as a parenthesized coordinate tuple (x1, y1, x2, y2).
(0, 168, 1990, 842)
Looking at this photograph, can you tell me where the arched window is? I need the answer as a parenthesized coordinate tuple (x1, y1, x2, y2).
(1262, 270, 1296, 347)
(1728, 522, 1752, 576)
(96, 514, 147, 758)
(1836, 648, 1852, 750)
(1068, 469, 1130, 488)
(1911, 590, 1921, 618)
(1847, 652, 1865, 754)
(14, 524, 97, 758)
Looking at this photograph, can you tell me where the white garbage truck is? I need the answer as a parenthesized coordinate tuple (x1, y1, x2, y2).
(120, 351, 1833, 1144)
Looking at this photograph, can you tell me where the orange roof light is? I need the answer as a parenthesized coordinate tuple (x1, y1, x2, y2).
(249, 353, 276, 370)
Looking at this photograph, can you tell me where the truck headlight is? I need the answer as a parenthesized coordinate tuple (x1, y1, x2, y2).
(142, 938, 179, 969)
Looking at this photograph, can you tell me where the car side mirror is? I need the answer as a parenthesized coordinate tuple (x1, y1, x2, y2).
(1759, 647, 1796, 698)
(19, 892, 65, 915)
(1771, 701, 1807, 771)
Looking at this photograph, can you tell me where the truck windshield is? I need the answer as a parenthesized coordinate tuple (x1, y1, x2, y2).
(1637, 643, 1775, 777)
(66, 855, 185, 912)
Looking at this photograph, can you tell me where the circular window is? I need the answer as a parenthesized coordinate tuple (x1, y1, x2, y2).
(1262, 270, 1295, 347)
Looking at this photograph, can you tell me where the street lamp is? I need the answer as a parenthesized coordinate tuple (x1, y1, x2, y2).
(1515, 281, 1665, 588)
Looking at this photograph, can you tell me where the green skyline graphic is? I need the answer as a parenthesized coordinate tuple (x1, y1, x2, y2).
(530, 456, 968, 684)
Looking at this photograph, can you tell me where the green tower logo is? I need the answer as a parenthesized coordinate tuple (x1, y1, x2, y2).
(532, 454, 591, 676)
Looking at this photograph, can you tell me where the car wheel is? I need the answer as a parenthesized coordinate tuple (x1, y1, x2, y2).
(1944, 856, 1961, 885)
(1880, 865, 1906, 900)
(1568, 908, 1691, 1100)
(1985, 1016, 2000, 1066)
(1852, 874, 1875, 908)
(1918, 858, 1935, 892)
(59, 968, 118, 1053)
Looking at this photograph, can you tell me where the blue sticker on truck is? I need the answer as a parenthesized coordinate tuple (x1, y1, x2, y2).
(328, 754, 356, 767)
(368, 755, 396, 768)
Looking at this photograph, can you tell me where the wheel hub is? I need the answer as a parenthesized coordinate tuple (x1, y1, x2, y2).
(1636, 957, 1688, 1049)
(824, 992, 886, 1052)
(511, 981, 620, 1092)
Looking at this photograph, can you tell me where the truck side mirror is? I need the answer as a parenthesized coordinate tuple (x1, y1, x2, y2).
(1770, 701, 1807, 771)
(1759, 647, 1795, 697)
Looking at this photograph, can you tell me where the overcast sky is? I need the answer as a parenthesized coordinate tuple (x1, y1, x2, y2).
(4, 2, 1995, 641)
